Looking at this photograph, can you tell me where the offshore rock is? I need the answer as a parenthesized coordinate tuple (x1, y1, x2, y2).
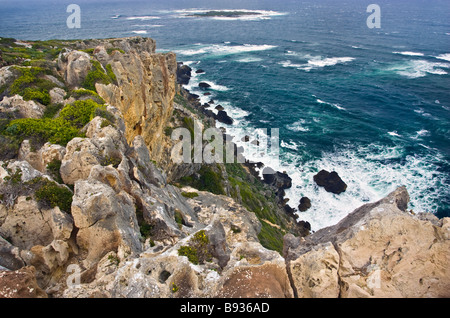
(313, 170, 347, 194)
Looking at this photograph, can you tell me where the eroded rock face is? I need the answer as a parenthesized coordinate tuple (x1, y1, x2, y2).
(0, 266, 47, 298)
(284, 187, 450, 298)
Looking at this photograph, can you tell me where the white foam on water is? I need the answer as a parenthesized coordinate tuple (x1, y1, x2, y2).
(235, 57, 263, 63)
(434, 53, 450, 62)
(174, 43, 277, 57)
(173, 9, 287, 21)
(388, 60, 450, 78)
(278, 144, 448, 231)
(126, 16, 161, 20)
(316, 98, 346, 111)
(388, 131, 402, 137)
(131, 30, 147, 34)
(286, 119, 309, 132)
(393, 51, 425, 57)
(279, 55, 355, 71)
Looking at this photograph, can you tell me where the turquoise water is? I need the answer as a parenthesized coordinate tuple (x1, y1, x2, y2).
(1, 0, 449, 229)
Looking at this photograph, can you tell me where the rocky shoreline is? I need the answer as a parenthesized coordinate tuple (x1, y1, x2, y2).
(0, 37, 448, 298)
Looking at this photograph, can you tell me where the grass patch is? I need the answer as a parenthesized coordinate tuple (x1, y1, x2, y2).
(34, 178, 73, 213)
(10, 66, 56, 105)
(181, 191, 199, 199)
(178, 230, 212, 265)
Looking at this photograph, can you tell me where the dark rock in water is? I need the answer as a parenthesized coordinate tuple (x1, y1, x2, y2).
(241, 135, 250, 142)
(196, 69, 205, 74)
(284, 204, 296, 215)
(262, 167, 292, 190)
(203, 92, 211, 96)
(313, 170, 347, 194)
(215, 105, 224, 111)
(176, 63, 192, 85)
(298, 197, 311, 212)
(187, 93, 199, 101)
(199, 82, 211, 89)
(216, 110, 234, 125)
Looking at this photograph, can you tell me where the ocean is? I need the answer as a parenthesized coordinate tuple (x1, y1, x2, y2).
(1, 0, 449, 230)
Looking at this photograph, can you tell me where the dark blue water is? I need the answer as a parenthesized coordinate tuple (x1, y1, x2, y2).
(1, 0, 449, 229)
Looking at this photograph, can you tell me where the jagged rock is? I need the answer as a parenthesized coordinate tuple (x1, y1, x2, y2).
(262, 167, 292, 189)
(0, 266, 47, 298)
(0, 94, 45, 119)
(215, 242, 293, 298)
(0, 66, 14, 87)
(176, 63, 192, 85)
(0, 236, 25, 270)
(71, 179, 142, 268)
(298, 197, 311, 212)
(313, 170, 347, 194)
(284, 187, 450, 298)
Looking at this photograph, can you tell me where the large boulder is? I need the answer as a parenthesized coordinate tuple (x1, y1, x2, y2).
(284, 187, 450, 298)
(57, 50, 92, 87)
(313, 170, 347, 194)
(298, 197, 311, 212)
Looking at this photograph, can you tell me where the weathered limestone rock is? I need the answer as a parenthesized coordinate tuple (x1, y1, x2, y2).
(71, 179, 142, 268)
(0, 266, 47, 298)
(0, 94, 45, 118)
(57, 50, 92, 87)
(285, 187, 450, 298)
(60, 137, 101, 184)
(19, 140, 66, 174)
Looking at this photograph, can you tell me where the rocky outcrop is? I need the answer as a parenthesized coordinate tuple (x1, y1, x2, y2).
(284, 187, 450, 298)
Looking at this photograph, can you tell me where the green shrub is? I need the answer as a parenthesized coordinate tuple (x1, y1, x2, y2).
(82, 60, 114, 91)
(59, 99, 104, 128)
(5, 118, 81, 146)
(181, 191, 199, 199)
(46, 159, 63, 184)
(177, 230, 212, 265)
(10, 67, 55, 105)
(69, 88, 106, 104)
(105, 64, 117, 83)
(35, 178, 73, 213)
